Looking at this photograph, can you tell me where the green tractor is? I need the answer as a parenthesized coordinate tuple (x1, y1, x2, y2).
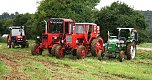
(105, 28, 138, 62)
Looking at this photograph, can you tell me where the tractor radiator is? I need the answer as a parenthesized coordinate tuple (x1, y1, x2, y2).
(66, 36, 72, 43)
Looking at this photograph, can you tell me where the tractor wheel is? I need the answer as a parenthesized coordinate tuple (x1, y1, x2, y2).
(97, 50, 102, 60)
(25, 42, 29, 48)
(91, 38, 104, 59)
(7, 42, 11, 48)
(31, 44, 42, 55)
(11, 42, 15, 48)
(127, 42, 136, 60)
(76, 45, 86, 59)
(119, 51, 125, 62)
(49, 44, 59, 56)
(55, 45, 64, 59)
(21, 44, 26, 48)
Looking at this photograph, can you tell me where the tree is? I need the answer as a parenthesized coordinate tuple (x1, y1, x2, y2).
(13, 13, 35, 39)
(95, 1, 148, 42)
(37, 0, 100, 22)
(32, 0, 100, 37)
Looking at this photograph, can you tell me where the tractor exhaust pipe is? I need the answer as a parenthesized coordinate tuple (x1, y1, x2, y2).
(44, 20, 47, 33)
(108, 31, 110, 41)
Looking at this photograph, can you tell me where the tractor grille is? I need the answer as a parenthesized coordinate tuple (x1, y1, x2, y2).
(66, 35, 72, 43)
(42, 35, 48, 40)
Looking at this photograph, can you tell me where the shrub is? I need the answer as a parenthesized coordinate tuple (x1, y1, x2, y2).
(0, 37, 7, 43)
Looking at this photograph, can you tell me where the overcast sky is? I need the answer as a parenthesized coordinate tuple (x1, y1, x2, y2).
(0, 0, 151, 14)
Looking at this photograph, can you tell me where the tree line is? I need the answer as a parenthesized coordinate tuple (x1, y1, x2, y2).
(0, 1, 151, 42)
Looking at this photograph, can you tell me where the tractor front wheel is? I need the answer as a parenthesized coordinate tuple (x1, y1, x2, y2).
(7, 42, 11, 48)
(119, 51, 125, 62)
(49, 44, 59, 56)
(91, 37, 104, 59)
(11, 42, 15, 48)
(76, 45, 86, 59)
(31, 44, 42, 55)
(55, 45, 64, 58)
(127, 42, 136, 60)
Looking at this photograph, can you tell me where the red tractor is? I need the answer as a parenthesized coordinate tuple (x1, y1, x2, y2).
(61, 23, 104, 59)
(7, 26, 29, 48)
(31, 18, 75, 58)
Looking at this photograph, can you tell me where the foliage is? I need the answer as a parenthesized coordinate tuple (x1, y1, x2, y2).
(95, 1, 148, 42)
(37, 0, 100, 22)
(29, 0, 100, 37)
(142, 11, 152, 42)
(0, 37, 7, 43)
(0, 12, 17, 20)
(13, 13, 36, 39)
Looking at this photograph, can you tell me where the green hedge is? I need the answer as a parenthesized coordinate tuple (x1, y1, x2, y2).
(0, 37, 7, 43)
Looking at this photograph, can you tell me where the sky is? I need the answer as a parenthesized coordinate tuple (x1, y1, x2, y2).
(0, 0, 151, 14)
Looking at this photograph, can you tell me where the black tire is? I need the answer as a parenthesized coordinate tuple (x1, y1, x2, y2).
(21, 44, 26, 48)
(91, 38, 104, 58)
(49, 44, 59, 56)
(7, 42, 11, 48)
(119, 51, 125, 62)
(55, 45, 64, 58)
(31, 44, 42, 55)
(76, 45, 86, 59)
(97, 50, 102, 60)
(11, 42, 15, 48)
(127, 42, 136, 60)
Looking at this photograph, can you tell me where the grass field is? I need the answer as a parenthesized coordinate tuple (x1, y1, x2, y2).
(138, 43, 152, 48)
(0, 41, 152, 80)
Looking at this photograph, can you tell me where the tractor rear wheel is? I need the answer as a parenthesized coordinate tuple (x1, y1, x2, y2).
(11, 42, 15, 48)
(49, 44, 59, 56)
(55, 45, 64, 58)
(119, 51, 125, 62)
(91, 37, 104, 59)
(31, 44, 42, 55)
(127, 42, 136, 60)
(76, 45, 86, 59)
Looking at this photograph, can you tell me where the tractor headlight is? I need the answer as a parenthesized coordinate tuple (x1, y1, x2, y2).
(118, 44, 120, 47)
(76, 40, 79, 44)
(37, 36, 40, 39)
(53, 36, 57, 39)
(61, 40, 64, 43)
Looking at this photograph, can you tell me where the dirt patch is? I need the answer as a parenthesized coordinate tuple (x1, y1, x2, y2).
(111, 73, 135, 80)
(92, 73, 116, 80)
(10, 53, 71, 69)
(0, 54, 30, 80)
(131, 60, 152, 66)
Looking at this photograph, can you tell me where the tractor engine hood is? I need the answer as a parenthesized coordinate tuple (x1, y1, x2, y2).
(108, 38, 119, 44)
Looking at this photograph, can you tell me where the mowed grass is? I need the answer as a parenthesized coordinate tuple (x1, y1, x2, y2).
(0, 61, 10, 80)
(0, 41, 152, 80)
(138, 43, 152, 48)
